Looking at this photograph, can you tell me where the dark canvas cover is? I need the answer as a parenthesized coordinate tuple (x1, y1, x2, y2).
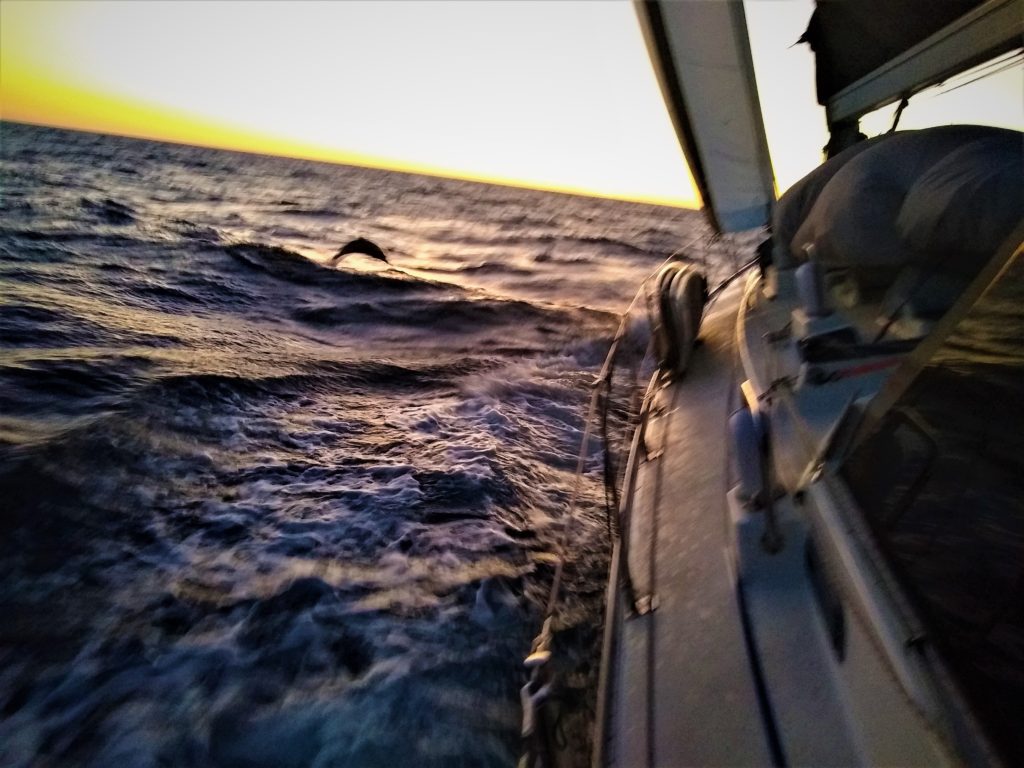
(800, 0, 984, 104)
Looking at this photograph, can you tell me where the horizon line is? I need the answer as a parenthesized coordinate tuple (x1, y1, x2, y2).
(0, 115, 700, 211)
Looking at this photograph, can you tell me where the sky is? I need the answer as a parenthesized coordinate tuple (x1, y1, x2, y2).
(1, 1, 1021, 208)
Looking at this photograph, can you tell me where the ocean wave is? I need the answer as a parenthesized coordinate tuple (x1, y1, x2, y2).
(532, 251, 593, 265)
(425, 261, 534, 277)
(278, 206, 343, 218)
(141, 360, 477, 404)
(0, 225, 142, 249)
(289, 294, 607, 342)
(0, 354, 155, 418)
(79, 197, 137, 225)
(224, 242, 433, 293)
(131, 281, 204, 304)
(169, 218, 222, 243)
(0, 303, 138, 349)
(0, 198, 34, 216)
(567, 234, 656, 256)
(0, 122, 711, 768)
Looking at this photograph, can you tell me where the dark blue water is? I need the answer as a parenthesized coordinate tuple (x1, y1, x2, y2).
(0, 122, 717, 767)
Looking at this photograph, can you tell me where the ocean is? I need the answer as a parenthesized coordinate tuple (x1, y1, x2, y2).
(0, 121, 721, 768)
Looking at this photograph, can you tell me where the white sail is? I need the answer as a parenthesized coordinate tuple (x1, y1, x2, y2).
(635, 0, 776, 233)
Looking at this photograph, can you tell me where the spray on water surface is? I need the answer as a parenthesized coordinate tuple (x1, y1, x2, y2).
(0, 122, 728, 767)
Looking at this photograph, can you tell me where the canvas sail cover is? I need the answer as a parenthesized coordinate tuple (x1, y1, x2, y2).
(635, 1, 775, 233)
(799, 0, 986, 105)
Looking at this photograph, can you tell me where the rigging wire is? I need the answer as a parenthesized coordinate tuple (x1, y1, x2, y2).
(707, 254, 760, 305)
(932, 50, 1023, 96)
(935, 54, 1023, 96)
(868, 51, 1021, 138)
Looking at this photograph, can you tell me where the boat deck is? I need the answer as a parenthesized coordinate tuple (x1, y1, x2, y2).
(598, 276, 952, 767)
(599, 289, 774, 767)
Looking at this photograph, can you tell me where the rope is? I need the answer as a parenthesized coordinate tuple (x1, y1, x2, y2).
(889, 96, 910, 133)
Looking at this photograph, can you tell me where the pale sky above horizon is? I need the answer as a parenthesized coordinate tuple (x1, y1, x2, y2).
(1, 0, 1021, 207)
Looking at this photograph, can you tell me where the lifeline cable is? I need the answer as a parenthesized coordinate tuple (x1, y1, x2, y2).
(518, 256, 668, 768)
(707, 254, 760, 304)
(518, 237, 762, 767)
(528, 241, 760, 652)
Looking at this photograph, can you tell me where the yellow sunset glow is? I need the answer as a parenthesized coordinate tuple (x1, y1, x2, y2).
(1, 1, 1020, 207)
(1, 0, 700, 206)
